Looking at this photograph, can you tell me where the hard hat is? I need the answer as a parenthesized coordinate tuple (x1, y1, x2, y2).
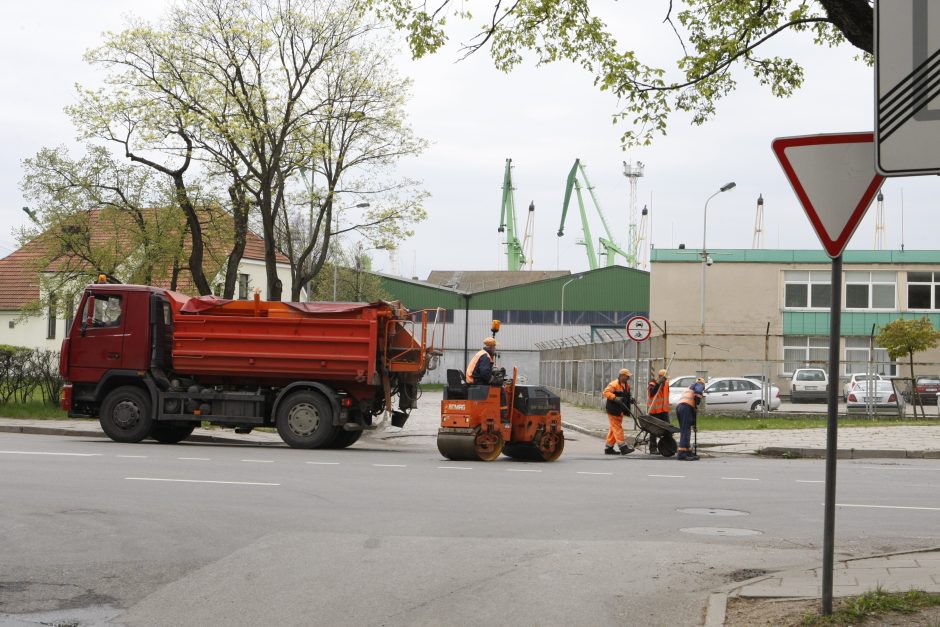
(483, 337, 497, 347)
(695, 377, 705, 383)
(619, 368, 632, 377)
(658, 369, 668, 377)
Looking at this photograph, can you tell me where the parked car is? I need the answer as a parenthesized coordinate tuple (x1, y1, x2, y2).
(842, 373, 884, 402)
(702, 377, 781, 412)
(790, 368, 829, 403)
(903, 375, 940, 405)
(743, 373, 769, 383)
(846, 379, 904, 413)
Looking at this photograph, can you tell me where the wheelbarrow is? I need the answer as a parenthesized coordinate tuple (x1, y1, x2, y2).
(626, 399, 679, 457)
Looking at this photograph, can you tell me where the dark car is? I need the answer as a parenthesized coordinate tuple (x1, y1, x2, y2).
(913, 375, 940, 404)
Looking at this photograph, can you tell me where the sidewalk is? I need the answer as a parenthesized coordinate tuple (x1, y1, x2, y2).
(558, 401, 940, 459)
(704, 548, 940, 626)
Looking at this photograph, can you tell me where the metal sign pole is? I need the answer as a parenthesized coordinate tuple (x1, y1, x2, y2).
(821, 254, 843, 615)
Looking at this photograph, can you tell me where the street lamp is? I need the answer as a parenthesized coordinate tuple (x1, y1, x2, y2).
(333, 202, 371, 301)
(560, 275, 583, 346)
(700, 181, 736, 375)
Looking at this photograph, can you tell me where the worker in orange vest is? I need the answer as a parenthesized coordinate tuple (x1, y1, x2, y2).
(466, 337, 498, 384)
(646, 368, 671, 455)
(675, 379, 705, 461)
(602, 368, 635, 455)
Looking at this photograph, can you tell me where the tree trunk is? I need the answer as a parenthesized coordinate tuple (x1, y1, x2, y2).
(258, 189, 283, 301)
(174, 175, 213, 296)
(221, 185, 249, 299)
(817, 0, 873, 54)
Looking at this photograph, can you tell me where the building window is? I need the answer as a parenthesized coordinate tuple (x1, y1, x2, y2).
(844, 337, 897, 376)
(783, 271, 831, 309)
(783, 335, 830, 375)
(491, 310, 639, 325)
(845, 271, 896, 309)
(47, 294, 57, 339)
(907, 271, 940, 310)
(64, 295, 74, 338)
(238, 273, 250, 300)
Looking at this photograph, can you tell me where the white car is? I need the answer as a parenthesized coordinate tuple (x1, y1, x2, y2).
(843, 373, 884, 402)
(790, 368, 829, 403)
(702, 377, 781, 412)
(846, 379, 904, 414)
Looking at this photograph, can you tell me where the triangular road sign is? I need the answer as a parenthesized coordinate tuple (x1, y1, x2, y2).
(772, 133, 885, 258)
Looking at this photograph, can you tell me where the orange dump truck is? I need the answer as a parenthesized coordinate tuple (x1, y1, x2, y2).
(59, 283, 442, 448)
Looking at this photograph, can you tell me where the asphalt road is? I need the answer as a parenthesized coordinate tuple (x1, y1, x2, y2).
(1, 429, 939, 626)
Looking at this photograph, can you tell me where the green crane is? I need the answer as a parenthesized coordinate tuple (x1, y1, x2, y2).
(557, 159, 633, 269)
(499, 158, 528, 271)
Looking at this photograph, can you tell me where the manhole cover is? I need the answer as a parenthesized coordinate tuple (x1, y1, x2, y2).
(677, 508, 749, 516)
(679, 527, 762, 536)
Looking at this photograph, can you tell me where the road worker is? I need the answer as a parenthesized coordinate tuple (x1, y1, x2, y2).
(602, 368, 635, 455)
(466, 337, 498, 385)
(675, 378, 705, 461)
(646, 368, 671, 454)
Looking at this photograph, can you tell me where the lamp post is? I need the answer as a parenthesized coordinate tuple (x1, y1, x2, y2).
(333, 202, 370, 301)
(560, 275, 583, 346)
(699, 181, 736, 376)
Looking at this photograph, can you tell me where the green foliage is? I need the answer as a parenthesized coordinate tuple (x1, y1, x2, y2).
(374, 0, 871, 145)
(800, 587, 940, 625)
(0, 346, 63, 406)
(876, 318, 940, 362)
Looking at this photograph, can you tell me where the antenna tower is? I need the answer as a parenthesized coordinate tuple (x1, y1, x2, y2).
(622, 161, 644, 269)
(874, 191, 886, 250)
(752, 194, 765, 249)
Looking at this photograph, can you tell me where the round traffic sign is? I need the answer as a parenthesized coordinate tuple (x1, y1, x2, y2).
(626, 315, 651, 342)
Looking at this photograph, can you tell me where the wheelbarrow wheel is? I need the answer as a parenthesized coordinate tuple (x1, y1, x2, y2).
(658, 435, 678, 458)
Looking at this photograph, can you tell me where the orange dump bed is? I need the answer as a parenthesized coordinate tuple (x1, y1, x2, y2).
(167, 294, 409, 386)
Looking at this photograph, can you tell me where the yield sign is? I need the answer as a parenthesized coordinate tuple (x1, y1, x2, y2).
(772, 133, 885, 258)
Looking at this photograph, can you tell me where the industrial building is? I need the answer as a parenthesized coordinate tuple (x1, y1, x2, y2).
(378, 266, 650, 384)
(649, 248, 940, 388)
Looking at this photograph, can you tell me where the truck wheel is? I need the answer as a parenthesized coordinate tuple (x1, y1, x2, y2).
(276, 391, 337, 449)
(150, 423, 196, 444)
(327, 429, 363, 449)
(100, 386, 153, 443)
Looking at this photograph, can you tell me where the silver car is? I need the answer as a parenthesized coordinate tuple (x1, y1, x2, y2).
(703, 377, 781, 412)
(846, 379, 904, 413)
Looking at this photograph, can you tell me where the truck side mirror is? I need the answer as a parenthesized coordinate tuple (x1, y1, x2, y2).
(80, 295, 95, 336)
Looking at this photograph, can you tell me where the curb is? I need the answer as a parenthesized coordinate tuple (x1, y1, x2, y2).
(703, 545, 940, 626)
(758, 446, 940, 459)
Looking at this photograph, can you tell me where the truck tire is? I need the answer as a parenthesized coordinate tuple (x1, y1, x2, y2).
(100, 386, 154, 443)
(276, 391, 337, 449)
(150, 423, 196, 444)
(327, 429, 363, 449)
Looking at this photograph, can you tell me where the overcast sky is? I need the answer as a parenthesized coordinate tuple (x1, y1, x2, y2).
(1, 2, 935, 281)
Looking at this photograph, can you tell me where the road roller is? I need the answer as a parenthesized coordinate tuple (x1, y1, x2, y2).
(437, 367, 565, 462)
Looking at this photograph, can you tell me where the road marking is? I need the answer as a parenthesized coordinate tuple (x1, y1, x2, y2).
(241, 459, 274, 463)
(437, 466, 473, 470)
(834, 503, 940, 512)
(797, 480, 824, 483)
(373, 464, 407, 467)
(179, 457, 211, 461)
(306, 461, 339, 465)
(856, 465, 940, 472)
(126, 477, 279, 486)
(722, 477, 760, 481)
(577, 471, 612, 476)
(648, 474, 685, 478)
(117, 455, 147, 458)
(506, 468, 542, 473)
(0, 450, 102, 457)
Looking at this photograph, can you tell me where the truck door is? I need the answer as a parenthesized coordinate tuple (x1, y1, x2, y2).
(67, 292, 128, 383)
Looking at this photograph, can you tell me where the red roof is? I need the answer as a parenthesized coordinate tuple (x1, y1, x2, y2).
(0, 208, 289, 310)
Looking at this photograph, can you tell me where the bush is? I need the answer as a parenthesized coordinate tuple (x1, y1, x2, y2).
(0, 345, 63, 406)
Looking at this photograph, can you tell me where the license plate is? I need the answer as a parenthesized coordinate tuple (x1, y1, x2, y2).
(862, 397, 876, 402)
(805, 386, 817, 390)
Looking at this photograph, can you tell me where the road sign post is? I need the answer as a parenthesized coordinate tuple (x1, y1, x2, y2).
(626, 316, 651, 390)
(772, 132, 885, 616)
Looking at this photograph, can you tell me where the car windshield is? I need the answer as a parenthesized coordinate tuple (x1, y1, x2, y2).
(917, 377, 940, 384)
(797, 371, 825, 381)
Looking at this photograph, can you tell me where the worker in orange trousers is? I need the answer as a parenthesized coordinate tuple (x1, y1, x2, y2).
(602, 368, 635, 455)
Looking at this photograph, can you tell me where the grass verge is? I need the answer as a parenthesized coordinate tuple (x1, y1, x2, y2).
(800, 588, 940, 626)
(0, 401, 67, 420)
